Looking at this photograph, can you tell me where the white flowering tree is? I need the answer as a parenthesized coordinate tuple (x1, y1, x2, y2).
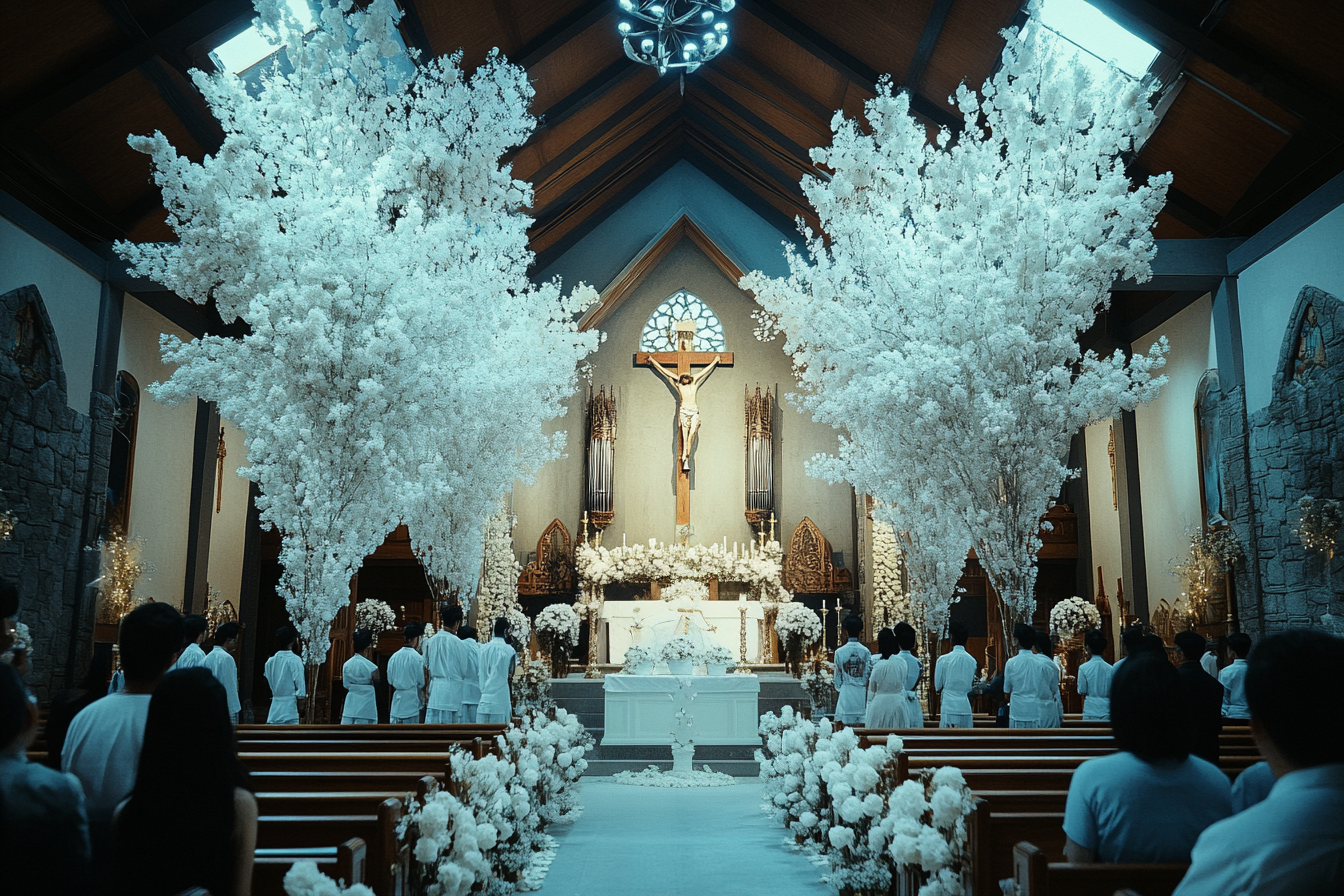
(119, 0, 597, 714)
(745, 11, 1170, 653)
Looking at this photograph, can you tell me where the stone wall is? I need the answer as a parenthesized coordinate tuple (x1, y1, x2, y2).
(1, 284, 111, 699)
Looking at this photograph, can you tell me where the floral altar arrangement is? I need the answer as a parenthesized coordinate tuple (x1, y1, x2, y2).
(659, 635, 699, 664)
(870, 521, 910, 630)
(698, 641, 736, 672)
(1049, 596, 1101, 639)
(354, 599, 396, 647)
(620, 643, 657, 674)
(88, 526, 155, 623)
(661, 579, 709, 604)
(535, 603, 580, 676)
(775, 602, 822, 672)
(576, 538, 785, 592)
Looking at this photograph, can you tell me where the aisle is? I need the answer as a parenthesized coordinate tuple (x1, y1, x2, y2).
(536, 779, 833, 896)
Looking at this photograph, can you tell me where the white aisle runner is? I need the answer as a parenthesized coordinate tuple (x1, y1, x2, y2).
(536, 779, 834, 896)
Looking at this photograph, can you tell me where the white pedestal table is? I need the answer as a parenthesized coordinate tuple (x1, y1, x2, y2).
(601, 673, 761, 745)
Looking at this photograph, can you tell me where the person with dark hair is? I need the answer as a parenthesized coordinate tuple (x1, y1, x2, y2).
(1200, 637, 1222, 679)
(425, 605, 467, 723)
(170, 614, 209, 671)
(112, 667, 256, 896)
(1175, 629, 1224, 764)
(1076, 629, 1113, 721)
(0, 662, 90, 895)
(389, 622, 427, 724)
(1035, 630, 1063, 728)
(894, 622, 924, 727)
(1004, 624, 1054, 728)
(1218, 631, 1252, 720)
(264, 625, 305, 724)
(935, 622, 977, 728)
(833, 616, 873, 726)
(478, 618, 517, 724)
(1113, 625, 1145, 671)
(63, 601, 183, 879)
(865, 628, 909, 728)
(203, 621, 242, 724)
(1173, 630, 1344, 895)
(1063, 652, 1232, 864)
(1139, 633, 1167, 655)
(458, 625, 481, 723)
(342, 629, 380, 724)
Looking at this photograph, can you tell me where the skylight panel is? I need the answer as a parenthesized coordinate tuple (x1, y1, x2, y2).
(1036, 0, 1158, 78)
(211, 0, 318, 75)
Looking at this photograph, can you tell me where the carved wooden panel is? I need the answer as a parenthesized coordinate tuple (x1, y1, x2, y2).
(783, 517, 852, 593)
(1037, 504, 1078, 559)
(518, 518, 575, 595)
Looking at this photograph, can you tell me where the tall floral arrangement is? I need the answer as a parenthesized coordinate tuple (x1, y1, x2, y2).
(117, 0, 597, 711)
(776, 602, 822, 673)
(743, 6, 1170, 654)
(869, 520, 908, 630)
(476, 509, 523, 642)
(1049, 596, 1101, 638)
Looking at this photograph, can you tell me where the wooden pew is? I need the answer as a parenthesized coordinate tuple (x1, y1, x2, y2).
(250, 771, 447, 794)
(255, 774, 437, 816)
(967, 800, 1066, 893)
(1012, 842, 1187, 896)
(257, 797, 406, 896)
(240, 752, 455, 774)
(254, 836, 366, 896)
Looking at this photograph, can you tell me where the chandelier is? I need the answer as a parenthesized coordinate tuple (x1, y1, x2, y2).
(617, 0, 734, 76)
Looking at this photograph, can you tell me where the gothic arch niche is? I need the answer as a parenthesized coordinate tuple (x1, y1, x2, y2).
(1194, 369, 1225, 527)
(639, 290, 726, 353)
(783, 517, 853, 594)
(3, 289, 64, 395)
(1274, 285, 1340, 396)
(106, 371, 141, 531)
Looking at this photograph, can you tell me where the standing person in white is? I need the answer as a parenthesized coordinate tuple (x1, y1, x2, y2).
(1075, 628, 1114, 721)
(477, 617, 518, 724)
(1005, 624, 1053, 728)
(341, 629, 380, 724)
(1200, 638, 1221, 679)
(935, 622, 978, 728)
(458, 625, 482, 723)
(425, 606, 465, 724)
(1219, 632, 1252, 721)
(169, 614, 209, 671)
(264, 625, 306, 724)
(388, 623, 427, 724)
(865, 628, 910, 728)
(202, 621, 242, 724)
(894, 622, 925, 728)
(833, 616, 873, 726)
(1036, 630, 1064, 728)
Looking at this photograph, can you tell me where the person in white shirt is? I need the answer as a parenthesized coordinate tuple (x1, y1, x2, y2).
(1173, 629, 1344, 896)
(1035, 630, 1063, 727)
(833, 616, 873, 726)
(1230, 759, 1275, 812)
(388, 622, 427, 724)
(865, 628, 910, 728)
(1075, 628, 1113, 721)
(1200, 638, 1221, 679)
(62, 601, 183, 882)
(1218, 631, 1252, 720)
(1004, 624, 1054, 728)
(459, 625, 482, 722)
(935, 622, 977, 728)
(895, 622, 925, 727)
(169, 614, 209, 672)
(263, 625, 306, 724)
(425, 606, 465, 724)
(477, 617, 518, 723)
(202, 621, 242, 724)
(341, 629, 380, 724)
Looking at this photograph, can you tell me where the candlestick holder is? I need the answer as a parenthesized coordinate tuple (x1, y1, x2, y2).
(736, 604, 752, 673)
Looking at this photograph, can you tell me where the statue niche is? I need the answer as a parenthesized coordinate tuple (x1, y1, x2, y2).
(517, 519, 575, 595)
(783, 517, 853, 593)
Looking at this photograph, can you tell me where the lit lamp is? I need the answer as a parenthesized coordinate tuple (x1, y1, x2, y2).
(616, 0, 735, 76)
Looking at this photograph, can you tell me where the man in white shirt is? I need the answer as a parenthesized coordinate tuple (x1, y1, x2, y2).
(264, 625, 306, 724)
(62, 601, 182, 880)
(202, 621, 241, 724)
(1173, 629, 1344, 896)
(477, 617, 518, 724)
(459, 625, 482, 723)
(341, 629, 380, 724)
(1219, 631, 1252, 720)
(934, 622, 977, 728)
(388, 622, 427, 724)
(169, 614, 209, 671)
(425, 606, 465, 724)
(833, 616, 873, 726)
(1004, 624, 1053, 728)
(1075, 628, 1113, 721)
(1200, 638, 1221, 678)
(1035, 630, 1063, 727)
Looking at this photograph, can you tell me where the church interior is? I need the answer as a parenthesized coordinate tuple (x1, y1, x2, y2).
(1, 1, 1342, 895)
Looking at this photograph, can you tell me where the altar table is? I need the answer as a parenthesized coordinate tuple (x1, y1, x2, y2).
(601, 600, 766, 664)
(601, 674, 762, 745)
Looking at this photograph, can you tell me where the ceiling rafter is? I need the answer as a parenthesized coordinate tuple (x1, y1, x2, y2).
(722, 47, 833, 123)
(700, 65, 831, 149)
(515, 0, 610, 69)
(533, 59, 646, 133)
(683, 104, 810, 200)
(395, 0, 436, 58)
(904, 0, 955, 94)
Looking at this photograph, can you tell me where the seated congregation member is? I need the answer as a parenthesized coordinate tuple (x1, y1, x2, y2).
(1035, 630, 1063, 728)
(1004, 624, 1053, 728)
(1174, 629, 1344, 895)
(1175, 629, 1224, 765)
(1112, 624, 1145, 671)
(425, 605, 465, 723)
(113, 668, 256, 896)
(833, 616, 872, 726)
(1230, 760, 1275, 812)
(1218, 632, 1252, 721)
(1075, 628, 1113, 721)
(478, 617, 518, 724)
(204, 621, 242, 724)
(865, 628, 910, 728)
(1, 662, 90, 896)
(894, 622, 924, 727)
(341, 629, 380, 724)
(389, 622, 427, 724)
(263, 625, 305, 724)
(63, 602, 183, 881)
(170, 614, 209, 671)
(459, 625, 481, 722)
(1063, 652, 1232, 863)
(934, 622, 977, 728)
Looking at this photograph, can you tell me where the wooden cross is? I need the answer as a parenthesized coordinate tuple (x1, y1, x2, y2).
(636, 348, 733, 533)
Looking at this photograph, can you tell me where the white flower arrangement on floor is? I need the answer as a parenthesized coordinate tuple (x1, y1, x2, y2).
(613, 765, 736, 787)
(661, 579, 709, 604)
(512, 660, 554, 714)
(283, 861, 376, 896)
(535, 604, 580, 651)
(399, 788, 495, 896)
(802, 660, 837, 713)
(501, 709, 593, 827)
(575, 539, 785, 593)
(660, 635, 699, 662)
(621, 643, 657, 672)
(1049, 596, 1101, 638)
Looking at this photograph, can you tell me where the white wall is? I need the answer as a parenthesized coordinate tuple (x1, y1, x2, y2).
(207, 418, 252, 611)
(1238, 203, 1344, 414)
(1133, 294, 1215, 612)
(0, 216, 101, 414)
(1084, 419, 1123, 637)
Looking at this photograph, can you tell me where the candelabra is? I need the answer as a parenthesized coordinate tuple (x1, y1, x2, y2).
(736, 603, 752, 673)
(616, 0, 734, 76)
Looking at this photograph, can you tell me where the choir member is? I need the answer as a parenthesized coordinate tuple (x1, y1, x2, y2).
(1035, 629, 1063, 727)
(169, 614, 209, 671)
(832, 616, 872, 726)
(865, 628, 909, 728)
(425, 605, 465, 723)
(1004, 624, 1053, 728)
(477, 617, 518, 724)
(1219, 632, 1252, 721)
(341, 629, 379, 725)
(203, 621, 241, 724)
(934, 622, 977, 728)
(388, 622, 427, 724)
(1075, 628, 1113, 721)
(1175, 629, 1223, 764)
(894, 622, 924, 728)
(263, 625, 305, 725)
(459, 625, 482, 722)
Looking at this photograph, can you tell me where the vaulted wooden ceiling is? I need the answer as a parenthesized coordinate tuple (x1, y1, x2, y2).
(3, 0, 1341, 277)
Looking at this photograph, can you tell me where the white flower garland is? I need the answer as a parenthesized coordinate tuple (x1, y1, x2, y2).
(870, 521, 909, 630)
(661, 579, 709, 604)
(477, 510, 523, 642)
(576, 539, 786, 594)
(1049, 596, 1101, 638)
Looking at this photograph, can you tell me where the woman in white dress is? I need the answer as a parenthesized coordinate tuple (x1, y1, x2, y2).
(865, 628, 910, 728)
(1036, 629, 1064, 728)
(341, 629, 380, 724)
(895, 622, 925, 728)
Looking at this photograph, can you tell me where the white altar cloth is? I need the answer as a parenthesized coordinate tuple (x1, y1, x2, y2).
(602, 601, 766, 664)
(602, 674, 762, 745)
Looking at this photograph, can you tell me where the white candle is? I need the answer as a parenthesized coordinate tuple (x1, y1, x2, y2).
(738, 594, 746, 603)
(623, 532, 627, 546)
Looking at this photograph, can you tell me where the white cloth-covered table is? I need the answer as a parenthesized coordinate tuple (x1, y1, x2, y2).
(602, 674, 761, 745)
(602, 601, 765, 664)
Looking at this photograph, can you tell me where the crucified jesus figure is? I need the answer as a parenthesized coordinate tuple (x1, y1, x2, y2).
(649, 354, 721, 470)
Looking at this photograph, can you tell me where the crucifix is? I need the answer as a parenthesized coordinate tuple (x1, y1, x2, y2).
(636, 321, 733, 538)
(215, 427, 227, 513)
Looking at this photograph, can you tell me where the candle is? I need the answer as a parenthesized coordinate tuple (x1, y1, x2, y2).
(738, 594, 746, 603)
(623, 532, 627, 546)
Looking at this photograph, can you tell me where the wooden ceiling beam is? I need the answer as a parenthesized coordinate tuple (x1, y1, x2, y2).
(904, 0, 955, 94)
(692, 78, 816, 170)
(1215, 126, 1344, 236)
(534, 59, 645, 133)
(0, 137, 132, 242)
(724, 47, 833, 123)
(683, 107, 807, 204)
(395, 0, 436, 59)
(704, 65, 830, 148)
(515, 0, 610, 69)
(528, 79, 677, 187)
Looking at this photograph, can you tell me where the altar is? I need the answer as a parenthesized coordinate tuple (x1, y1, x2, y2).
(601, 599, 766, 664)
(602, 674, 762, 745)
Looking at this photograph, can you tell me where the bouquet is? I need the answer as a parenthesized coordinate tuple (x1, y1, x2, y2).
(1049, 596, 1101, 638)
(698, 642, 735, 667)
(622, 643, 657, 672)
(355, 599, 397, 636)
(660, 635, 698, 662)
(661, 579, 709, 604)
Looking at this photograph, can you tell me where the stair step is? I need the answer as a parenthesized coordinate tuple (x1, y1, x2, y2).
(583, 758, 761, 777)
